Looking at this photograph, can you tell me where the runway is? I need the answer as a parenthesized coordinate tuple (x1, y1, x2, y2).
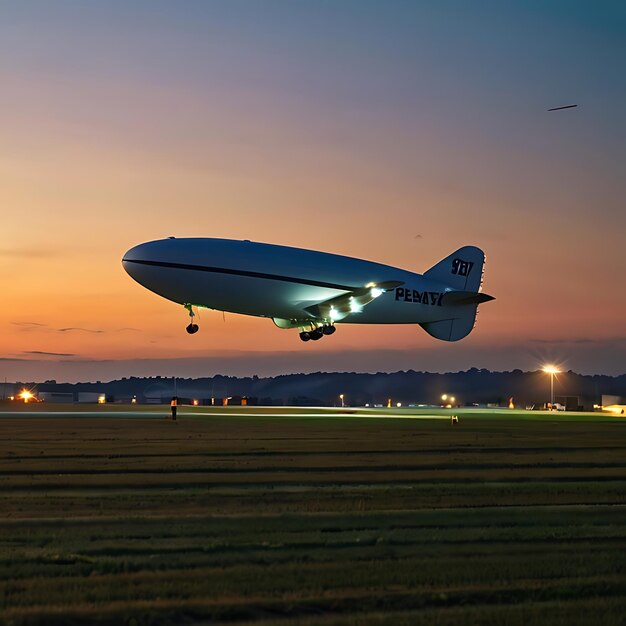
(1, 408, 624, 625)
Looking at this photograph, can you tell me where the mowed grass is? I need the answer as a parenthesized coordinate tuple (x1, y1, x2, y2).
(0, 408, 625, 625)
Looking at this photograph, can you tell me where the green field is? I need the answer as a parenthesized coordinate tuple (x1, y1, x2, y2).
(1, 406, 625, 625)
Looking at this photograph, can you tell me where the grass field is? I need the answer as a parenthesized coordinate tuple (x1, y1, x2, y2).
(1, 406, 625, 625)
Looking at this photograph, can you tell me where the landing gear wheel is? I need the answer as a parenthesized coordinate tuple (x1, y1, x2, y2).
(322, 325, 336, 335)
(299, 331, 311, 342)
(184, 303, 199, 334)
(309, 328, 324, 340)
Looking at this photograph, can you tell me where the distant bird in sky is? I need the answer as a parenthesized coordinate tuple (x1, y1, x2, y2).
(548, 104, 578, 111)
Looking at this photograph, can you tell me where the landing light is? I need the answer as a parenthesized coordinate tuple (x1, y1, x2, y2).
(370, 287, 383, 298)
(329, 307, 340, 321)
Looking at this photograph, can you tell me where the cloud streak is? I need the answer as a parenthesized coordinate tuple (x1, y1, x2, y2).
(12, 322, 139, 334)
(23, 350, 77, 357)
(0, 248, 61, 259)
(57, 327, 105, 334)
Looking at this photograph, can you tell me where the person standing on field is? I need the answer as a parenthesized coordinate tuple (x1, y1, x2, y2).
(170, 396, 177, 421)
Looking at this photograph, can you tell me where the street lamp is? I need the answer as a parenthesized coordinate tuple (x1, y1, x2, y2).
(19, 389, 34, 403)
(339, 394, 344, 408)
(542, 365, 560, 407)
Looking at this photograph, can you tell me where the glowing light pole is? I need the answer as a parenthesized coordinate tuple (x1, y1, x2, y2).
(19, 389, 34, 404)
(542, 365, 560, 407)
(339, 394, 344, 408)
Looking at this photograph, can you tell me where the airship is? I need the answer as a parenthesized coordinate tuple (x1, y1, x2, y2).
(122, 238, 494, 342)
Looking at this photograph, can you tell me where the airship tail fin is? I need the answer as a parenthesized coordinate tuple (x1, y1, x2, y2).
(423, 245, 485, 293)
(419, 308, 479, 342)
(420, 246, 492, 341)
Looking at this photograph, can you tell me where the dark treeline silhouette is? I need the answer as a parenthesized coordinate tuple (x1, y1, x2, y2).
(14, 369, 626, 408)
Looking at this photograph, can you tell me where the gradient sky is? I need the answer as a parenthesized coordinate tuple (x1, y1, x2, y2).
(1, 1, 625, 382)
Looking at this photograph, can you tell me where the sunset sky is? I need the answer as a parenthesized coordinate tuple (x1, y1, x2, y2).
(1, 1, 625, 382)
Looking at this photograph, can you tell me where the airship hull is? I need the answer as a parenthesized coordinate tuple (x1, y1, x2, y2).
(122, 238, 493, 340)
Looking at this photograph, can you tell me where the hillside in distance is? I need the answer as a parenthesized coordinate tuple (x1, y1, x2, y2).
(13, 369, 626, 408)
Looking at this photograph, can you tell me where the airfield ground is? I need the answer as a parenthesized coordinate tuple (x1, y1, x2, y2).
(0, 406, 624, 625)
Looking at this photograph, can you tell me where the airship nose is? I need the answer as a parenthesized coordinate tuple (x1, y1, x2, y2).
(122, 244, 141, 278)
(122, 241, 160, 280)
(122, 238, 187, 305)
